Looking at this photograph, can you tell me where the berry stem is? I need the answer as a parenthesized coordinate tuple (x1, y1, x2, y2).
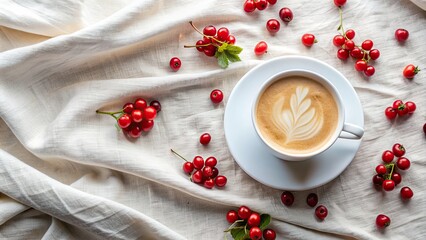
(385, 163, 395, 180)
(337, 7, 345, 35)
(170, 149, 189, 162)
(188, 21, 227, 46)
(96, 110, 123, 120)
(184, 43, 212, 48)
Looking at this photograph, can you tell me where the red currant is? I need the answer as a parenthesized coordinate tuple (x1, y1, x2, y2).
(247, 212, 261, 227)
(405, 101, 416, 113)
(337, 49, 349, 60)
(354, 60, 367, 71)
(203, 25, 216, 36)
(192, 156, 204, 169)
(134, 98, 147, 110)
(396, 157, 410, 170)
(400, 186, 413, 199)
(369, 49, 380, 60)
(301, 33, 317, 47)
(315, 205, 328, 220)
(244, 0, 256, 13)
(211, 167, 219, 178)
(203, 178, 215, 189)
(392, 143, 405, 157)
(382, 179, 395, 191)
(254, 41, 268, 55)
(202, 166, 213, 178)
(238, 206, 251, 220)
(334, 0, 347, 7)
(333, 35, 345, 47)
(131, 109, 143, 123)
(205, 156, 217, 167)
(191, 170, 204, 183)
(385, 107, 397, 120)
(143, 106, 157, 120)
(392, 100, 403, 110)
(403, 64, 420, 79)
(281, 191, 294, 206)
(350, 47, 363, 59)
(255, 0, 268, 10)
(196, 40, 205, 52)
(279, 7, 293, 23)
(216, 27, 230, 42)
(376, 214, 391, 228)
(391, 172, 402, 185)
(140, 119, 154, 132)
(210, 89, 224, 103)
(183, 162, 194, 174)
(361, 40, 373, 51)
(344, 39, 355, 50)
(395, 29, 409, 42)
(345, 29, 355, 39)
(364, 66, 375, 77)
(249, 227, 262, 240)
(267, 0, 277, 4)
(122, 103, 134, 114)
(117, 114, 132, 129)
(382, 150, 394, 163)
(263, 229, 276, 240)
(169, 57, 181, 71)
(215, 175, 227, 187)
(266, 19, 280, 33)
(226, 210, 239, 223)
(149, 100, 161, 112)
(372, 174, 385, 185)
(226, 35, 236, 44)
(306, 193, 318, 207)
(200, 133, 211, 145)
(128, 124, 142, 138)
(423, 123, 426, 135)
(203, 44, 216, 57)
(375, 164, 387, 175)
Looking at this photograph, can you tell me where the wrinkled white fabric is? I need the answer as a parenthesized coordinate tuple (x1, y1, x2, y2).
(1, 0, 425, 239)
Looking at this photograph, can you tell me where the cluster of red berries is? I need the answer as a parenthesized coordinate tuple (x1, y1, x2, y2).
(281, 191, 328, 220)
(243, 0, 277, 13)
(96, 98, 161, 138)
(225, 206, 276, 240)
(171, 149, 227, 189)
(193, 24, 236, 57)
(384, 100, 416, 120)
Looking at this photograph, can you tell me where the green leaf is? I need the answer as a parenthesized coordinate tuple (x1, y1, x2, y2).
(230, 228, 249, 240)
(217, 51, 229, 68)
(218, 42, 228, 53)
(259, 214, 271, 230)
(224, 50, 241, 62)
(225, 45, 243, 54)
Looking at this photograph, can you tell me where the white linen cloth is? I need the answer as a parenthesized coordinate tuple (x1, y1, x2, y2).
(1, 0, 425, 239)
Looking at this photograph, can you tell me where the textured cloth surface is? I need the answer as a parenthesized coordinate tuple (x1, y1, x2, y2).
(1, 0, 426, 239)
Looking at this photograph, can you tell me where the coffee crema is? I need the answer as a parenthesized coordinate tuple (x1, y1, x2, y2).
(256, 76, 338, 154)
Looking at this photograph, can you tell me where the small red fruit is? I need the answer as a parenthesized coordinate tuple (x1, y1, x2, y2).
(202, 166, 213, 178)
(199, 133, 211, 145)
(361, 40, 373, 51)
(215, 175, 227, 187)
(392, 143, 405, 157)
(385, 107, 397, 120)
(343, 39, 355, 50)
(403, 64, 420, 79)
(263, 229, 276, 240)
(254, 41, 268, 55)
(134, 98, 147, 110)
(375, 164, 387, 175)
(333, 35, 346, 47)
(266, 19, 280, 33)
(354, 60, 368, 71)
(226, 210, 239, 223)
(396, 157, 410, 170)
(345, 29, 355, 39)
(281, 191, 294, 206)
(117, 114, 132, 129)
(337, 49, 349, 60)
(249, 227, 262, 240)
(306, 193, 318, 207)
(143, 106, 157, 120)
(350, 47, 364, 59)
(140, 119, 154, 132)
(382, 179, 395, 191)
(382, 150, 394, 163)
(131, 109, 143, 123)
(122, 103, 134, 114)
(405, 101, 416, 113)
(315, 205, 328, 220)
(301, 34, 317, 47)
(376, 214, 391, 228)
(149, 100, 161, 112)
(217, 27, 230, 42)
(205, 156, 217, 167)
(226, 35, 236, 44)
(423, 123, 426, 135)
(400, 186, 413, 199)
(372, 174, 385, 185)
(238, 206, 252, 220)
(169, 57, 181, 71)
(191, 170, 204, 183)
(267, 0, 277, 4)
(244, 0, 256, 13)
(192, 156, 204, 169)
(369, 49, 380, 60)
(395, 29, 409, 42)
(279, 7, 294, 23)
(255, 0, 268, 10)
(183, 162, 194, 174)
(128, 124, 142, 138)
(247, 212, 261, 227)
(364, 66, 375, 77)
(203, 178, 215, 189)
(203, 25, 216, 36)
(210, 89, 224, 103)
(391, 172, 402, 185)
(334, 0, 347, 7)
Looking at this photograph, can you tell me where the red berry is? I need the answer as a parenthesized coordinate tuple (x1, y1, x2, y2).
(372, 174, 385, 185)
(216, 27, 230, 42)
(255, 0, 268, 10)
(122, 103, 134, 114)
(343, 39, 355, 50)
(403, 64, 420, 79)
(281, 191, 294, 206)
(396, 157, 410, 170)
(391, 172, 402, 185)
(369, 49, 380, 60)
(392, 143, 405, 157)
(254, 41, 268, 55)
(196, 40, 206, 52)
(247, 212, 261, 227)
(200, 133, 211, 145)
(202, 166, 213, 178)
(249, 227, 262, 240)
(183, 162, 194, 174)
(205, 156, 217, 167)
(334, 0, 347, 7)
(226, 210, 239, 223)
(333, 35, 345, 47)
(192, 156, 204, 169)
(149, 100, 161, 112)
(263, 229, 276, 240)
(361, 40, 373, 51)
(238, 206, 251, 220)
(385, 107, 397, 120)
(350, 47, 364, 59)
(345, 29, 355, 39)
(128, 124, 142, 138)
(337, 49, 349, 60)
(117, 114, 132, 129)
(392, 100, 403, 110)
(376, 214, 391, 228)
(210, 89, 224, 103)
(203, 178, 215, 189)
(395, 29, 409, 42)
(400, 186, 413, 199)
(405, 101, 416, 113)
(131, 109, 143, 123)
(423, 123, 426, 135)
(375, 164, 387, 175)
(203, 25, 216, 36)
(243, 0, 256, 13)
(267, 0, 277, 4)
(382, 179, 395, 191)
(266, 19, 280, 33)
(191, 170, 204, 183)
(279, 7, 293, 23)
(306, 193, 318, 207)
(211, 167, 219, 178)
(134, 98, 147, 110)
(215, 175, 227, 187)
(226, 35, 236, 44)
(301, 34, 317, 47)
(143, 106, 157, 120)
(203, 44, 217, 57)
(140, 119, 154, 132)
(382, 150, 394, 163)
(169, 57, 181, 71)
(354, 60, 368, 71)
(364, 66, 375, 77)
(315, 205, 328, 220)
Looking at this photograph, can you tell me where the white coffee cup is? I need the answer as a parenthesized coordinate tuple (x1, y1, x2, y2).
(252, 69, 364, 161)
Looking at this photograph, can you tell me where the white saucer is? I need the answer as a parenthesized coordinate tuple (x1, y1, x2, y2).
(224, 56, 364, 191)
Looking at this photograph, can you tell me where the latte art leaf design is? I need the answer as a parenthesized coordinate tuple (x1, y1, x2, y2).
(272, 87, 324, 143)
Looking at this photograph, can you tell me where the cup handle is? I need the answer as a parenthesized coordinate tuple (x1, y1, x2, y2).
(339, 123, 364, 139)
